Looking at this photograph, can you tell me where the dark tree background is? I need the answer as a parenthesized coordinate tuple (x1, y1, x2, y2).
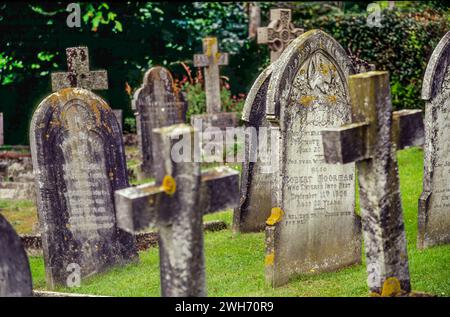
(0, 1, 448, 144)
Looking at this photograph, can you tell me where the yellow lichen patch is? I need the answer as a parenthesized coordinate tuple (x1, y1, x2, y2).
(320, 63, 329, 75)
(381, 277, 402, 297)
(266, 207, 284, 226)
(327, 95, 337, 104)
(370, 292, 381, 297)
(265, 252, 275, 266)
(205, 37, 217, 56)
(299, 95, 315, 107)
(215, 52, 222, 63)
(161, 175, 176, 196)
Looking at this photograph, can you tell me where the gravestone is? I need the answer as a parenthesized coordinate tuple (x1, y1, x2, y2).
(322, 71, 424, 293)
(30, 46, 137, 289)
(132, 66, 187, 179)
(233, 63, 276, 233)
(264, 30, 362, 288)
(115, 124, 239, 297)
(192, 37, 239, 160)
(419, 31, 450, 249)
(0, 214, 33, 297)
(0, 112, 3, 145)
(257, 8, 304, 62)
(112, 109, 123, 131)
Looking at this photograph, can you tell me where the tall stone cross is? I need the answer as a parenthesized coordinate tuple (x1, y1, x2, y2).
(51, 46, 108, 92)
(115, 124, 239, 297)
(193, 37, 229, 114)
(321, 71, 424, 294)
(257, 8, 304, 62)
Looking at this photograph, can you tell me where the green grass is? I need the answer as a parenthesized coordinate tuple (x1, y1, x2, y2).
(21, 147, 450, 296)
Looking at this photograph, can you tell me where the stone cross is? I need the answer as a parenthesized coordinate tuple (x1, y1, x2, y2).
(51, 47, 108, 92)
(257, 8, 303, 62)
(0, 112, 3, 146)
(31, 85, 137, 289)
(115, 124, 239, 297)
(418, 31, 450, 249)
(193, 37, 229, 114)
(321, 71, 424, 294)
(0, 214, 33, 296)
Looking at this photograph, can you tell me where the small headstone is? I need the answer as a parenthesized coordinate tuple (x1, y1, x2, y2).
(115, 124, 239, 297)
(31, 47, 137, 289)
(132, 66, 187, 179)
(322, 71, 424, 293)
(257, 8, 304, 62)
(233, 64, 275, 233)
(0, 112, 3, 146)
(419, 31, 450, 249)
(0, 214, 33, 297)
(264, 30, 362, 288)
(112, 109, 123, 131)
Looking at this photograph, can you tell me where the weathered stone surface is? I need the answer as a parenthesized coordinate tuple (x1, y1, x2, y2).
(132, 66, 187, 179)
(419, 31, 450, 249)
(233, 64, 275, 233)
(30, 87, 137, 289)
(257, 9, 304, 62)
(51, 47, 107, 92)
(264, 30, 361, 288)
(112, 109, 123, 131)
(0, 214, 33, 297)
(0, 112, 3, 146)
(115, 124, 239, 297)
(194, 37, 229, 113)
(322, 71, 420, 293)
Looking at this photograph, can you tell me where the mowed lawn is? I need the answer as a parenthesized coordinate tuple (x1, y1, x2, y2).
(11, 147, 450, 296)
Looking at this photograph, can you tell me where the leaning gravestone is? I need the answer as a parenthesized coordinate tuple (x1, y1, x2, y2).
(264, 30, 361, 287)
(30, 46, 137, 289)
(132, 66, 187, 179)
(419, 31, 450, 249)
(0, 214, 33, 296)
(233, 63, 277, 233)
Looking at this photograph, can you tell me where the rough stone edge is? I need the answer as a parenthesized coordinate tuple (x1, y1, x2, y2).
(32, 290, 107, 297)
(422, 31, 450, 100)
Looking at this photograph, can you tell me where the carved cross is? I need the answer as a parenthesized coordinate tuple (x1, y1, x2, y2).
(115, 124, 239, 297)
(51, 47, 108, 92)
(257, 9, 304, 62)
(193, 37, 229, 114)
(321, 71, 424, 294)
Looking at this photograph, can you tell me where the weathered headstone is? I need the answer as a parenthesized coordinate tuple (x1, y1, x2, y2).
(257, 8, 304, 62)
(115, 124, 239, 297)
(233, 63, 276, 233)
(0, 214, 33, 297)
(112, 109, 123, 131)
(30, 47, 137, 289)
(0, 112, 3, 146)
(132, 66, 187, 179)
(419, 31, 450, 249)
(321, 71, 424, 293)
(264, 30, 362, 288)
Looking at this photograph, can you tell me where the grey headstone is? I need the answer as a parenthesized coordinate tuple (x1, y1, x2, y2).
(0, 214, 33, 297)
(419, 30, 450, 249)
(115, 124, 239, 297)
(264, 30, 362, 288)
(132, 66, 187, 179)
(112, 109, 123, 131)
(322, 71, 424, 294)
(233, 64, 275, 233)
(30, 87, 138, 289)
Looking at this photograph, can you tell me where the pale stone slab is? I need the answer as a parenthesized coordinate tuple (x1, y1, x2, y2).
(30, 88, 137, 289)
(264, 30, 361, 288)
(419, 31, 450, 249)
